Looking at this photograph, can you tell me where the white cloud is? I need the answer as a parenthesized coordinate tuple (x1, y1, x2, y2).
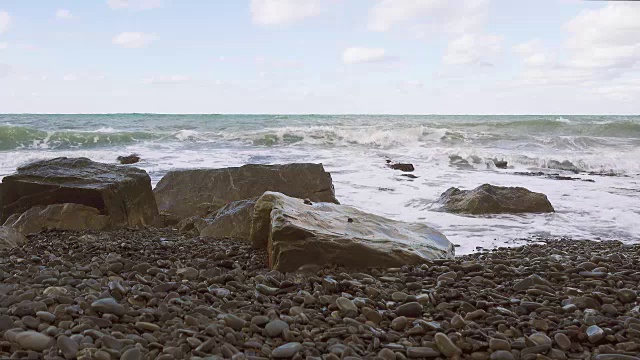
(0, 43, 7, 50)
(56, 9, 73, 19)
(144, 75, 190, 85)
(443, 33, 502, 66)
(342, 47, 387, 64)
(112, 32, 156, 48)
(62, 74, 77, 81)
(107, 0, 162, 10)
(251, 0, 322, 26)
(0, 11, 10, 34)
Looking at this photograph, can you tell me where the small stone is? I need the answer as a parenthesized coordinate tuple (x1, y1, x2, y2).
(490, 350, 515, 360)
(489, 338, 511, 351)
(136, 321, 161, 332)
(434, 333, 462, 357)
(529, 333, 552, 346)
(271, 342, 302, 358)
(251, 315, 270, 326)
(0, 315, 14, 331)
(121, 347, 143, 360)
(586, 325, 604, 343)
(177, 267, 199, 279)
(617, 289, 637, 304)
(391, 316, 408, 331)
(224, 314, 247, 330)
(36, 311, 56, 323)
(15, 331, 54, 351)
(406, 347, 440, 358)
(336, 297, 357, 313)
(265, 320, 289, 337)
(91, 298, 124, 317)
(554, 333, 572, 351)
(397, 302, 422, 317)
(57, 335, 78, 359)
(450, 314, 465, 329)
(378, 348, 396, 360)
(391, 292, 408, 302)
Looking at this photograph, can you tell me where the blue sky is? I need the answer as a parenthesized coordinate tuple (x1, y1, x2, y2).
(0, 0, 639, 114)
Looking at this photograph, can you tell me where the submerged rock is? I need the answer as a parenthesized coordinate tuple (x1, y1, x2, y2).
(547, 159, 581, 173)
(0, 157, 160, 227)
(4, 203, 109, 235)
(449, 155, 474, 170)
(117, 154, 141, 165)
(493, 159, 508, 169)
(154, 163, 338, 221)
(387, 163, 415, 172)
(437, 183, 554, 214)
(251, 192, 453, 271)
(0, 226, 27, 249)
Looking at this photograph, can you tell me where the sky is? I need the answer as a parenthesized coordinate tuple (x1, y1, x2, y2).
(0, 0, 639, 114)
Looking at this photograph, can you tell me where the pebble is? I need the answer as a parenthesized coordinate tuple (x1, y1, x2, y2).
(121, 347, 143, 360)
(434, 333, 462, 357)
(271, 342, 302, 358)
(336, 297, 357, 313)
(224, 314, 247, 330)
(529, 333, 552, 346)
(553, 332, 572, 350)
(406, 347, 440, 358)
(91, 298, 125, 316)
(390, 316, 408, 331)
(15, 331, 54, 351)
(490, 350, 515, 360)
(57, 335, 78, 359)
(586, 324, 604, 343)
(396, 302, 422, 317)
(265, 320, 289, 337)
(489, 338, 510, 351)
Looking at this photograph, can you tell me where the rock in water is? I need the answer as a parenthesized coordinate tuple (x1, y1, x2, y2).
(4, 203, 109, 235)
(547, 159, 580, 173)
(200, 198, 256, 240)
(117, 154, 141, 164)
(437, 183, 554, 214)
(0, 157, 160, 227)
(250, 192, 454, 271)
(154, 163, 339, 221)
(0, 225, 27, 249)
(387, 163, 415, 172)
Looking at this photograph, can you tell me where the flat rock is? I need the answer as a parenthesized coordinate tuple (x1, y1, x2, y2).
(154, 163, 339, 220)
(250, 192, 454, 271)
(271, 342, 302, 358)
(437, 183, 554, 214)
(15, 331, 54, 351)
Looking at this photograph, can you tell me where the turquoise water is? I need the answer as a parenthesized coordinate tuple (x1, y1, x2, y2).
(1, 114, 639, 253)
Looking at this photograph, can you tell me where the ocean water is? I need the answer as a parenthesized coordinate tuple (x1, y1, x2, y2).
(1, 114, 639, 254)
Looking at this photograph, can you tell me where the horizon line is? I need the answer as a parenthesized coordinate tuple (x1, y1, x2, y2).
(2, 113, 639, 116)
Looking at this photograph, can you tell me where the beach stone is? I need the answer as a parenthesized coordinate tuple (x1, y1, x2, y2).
(490, 350, 514, 360)
(154, 163, 339, 221)
(91, 297, 124, 317)
(391, 316, 408, 331)
(15, 331, 54, 351)
(0, 226, 27, 249)
(336, 297, 357, 313)
(0, 315, 14, 331)
(489, 338, 511, 351)
(121, 347, 143, 360)
(434, 333, 462, 357)
(554, 333, 572, 350)
(177, 267, 199, 279)
(397, 302, 422, 317)
(265, 320, 289, 337)
(223, 314, 246, 330)
(587, 325, 604, 343)
(406, 347, 440, 358)
(513, 274, 552, 291)
(251, 192, 453, 271)
(378, 348, 396, 360)
(0, 157, 160, 227)
(271, 342, 302, 358)
(529, 333, 552, 346)
(617, 289, 637, 303)
(437, 183, 554, 214)
(136, 321, 161, 332)
(35, 311, 56, 323)
(592, 356, 640, 360)
(57, 335, 78, 359)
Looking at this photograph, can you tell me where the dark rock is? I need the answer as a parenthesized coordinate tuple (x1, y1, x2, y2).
(0, 157, 160, 227)
(200, 198, 257, 240)
(154, 163, 338, 221)
(547, 160, 580, 173)
(117, 154, 141, 165)
(493, 159, 508, 169)
(449, 155, 473, 170)
(387, 163, 415, 172)
(437, 183, 554, 214)
(4, 203, 109, 235)
(400, 174, 418, 179)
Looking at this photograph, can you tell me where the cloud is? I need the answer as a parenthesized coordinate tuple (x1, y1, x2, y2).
(0, 11, 10, 34)
(62, 74, 77, 81)
(342, 47, 387, 64)
(443, 33, 502, 66)
(0, 43, 7, 50)
(107, 0, 162, 10)
(251, 0, 322, 26)
(144, 75, 190, 85)
(56, 9, 73, 19)
(112, 32, 156, 48)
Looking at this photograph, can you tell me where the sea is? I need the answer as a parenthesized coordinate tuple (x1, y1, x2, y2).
(1, 114, 639, 254)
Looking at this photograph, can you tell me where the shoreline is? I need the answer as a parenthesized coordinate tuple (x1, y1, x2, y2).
(0, 228, 638, 359)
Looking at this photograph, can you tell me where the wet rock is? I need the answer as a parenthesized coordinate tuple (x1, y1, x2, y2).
(387, 163, 415, 172)
(117, 154, 141, 165)
(437, 184, 554, 214)
(200, 198, 257, 240)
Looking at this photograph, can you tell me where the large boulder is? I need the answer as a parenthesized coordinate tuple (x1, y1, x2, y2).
(0, 157, 160, 227)
(200, 198, 256, 239)
(0, 226, 27, 249)
(3, 203, 109, 235)
(437, 184, 554, 214)
(154, 163, 339, 221)
(250, 192, 454, 272)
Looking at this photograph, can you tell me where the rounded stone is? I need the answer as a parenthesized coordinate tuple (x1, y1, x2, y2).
(223, 314, 247, 331)
(265, 320, 289, 337)
(336, 297, 357, 313)
(529, 333, 552, 346)
(271, 342, 302, 358)
(396, 302, 422, 317)
(91, 298, 124, 317)
(15, 331, 54, 351)
(434, 333, 462, 357)
(121, 347, 143, 360)
(390, 316, 408, 331)
(57, 335, 78, 359)
(554, 333, 572, 351)
(490, 350, 515, 360)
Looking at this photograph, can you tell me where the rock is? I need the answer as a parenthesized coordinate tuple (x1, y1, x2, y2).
(529, 333, 552, 346)
(617, 289, 637, 303)
(592, 356, 640, 360)
(121, 348, 143, 360)
(15, 331, 54, 351)
(0, 315, 14, 331)
(4, 203, 110, 235)
(490, 350, 514, 360)
(406, 347, 440, 358)
(547, 160, 580, 173)
(154, 163, 339, 221)
(199, 198, 257, 240)
(0, 225, 26, 249)
(250, 192, 454, 271)
(586, 325, 604, 343)
(437, 184, 554, 214)
(265, 320, 289, 337)
(513, 274, 552, 291)
(493, 159, 508, 169)
(336, 297, 357, 314)
(177, 267, 199, 280)
(223, 314, 246, 330)
(434, 333, 462, 357)
(57, 335, 78, 359)
(449, 155, 474, 170)
(387, 163, 415, 172)
(554, 333, 571, 351)
(489, 338, 510, 351)
(91, 297, 124, 317)
(271, 342, 302, 358)
(391, 316, 408, 330)
(396, 302, 422, 317)
(0, 157, 160, 227)
(117, 154, 141, 164)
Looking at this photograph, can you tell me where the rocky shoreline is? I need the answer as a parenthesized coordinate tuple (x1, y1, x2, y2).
(0, 229, 638, 359)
